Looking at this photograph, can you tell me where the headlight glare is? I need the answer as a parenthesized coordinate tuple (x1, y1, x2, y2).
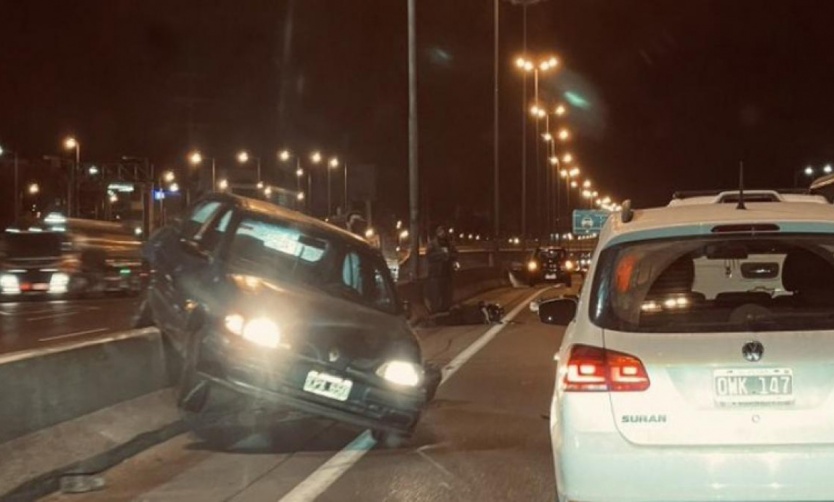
(242, 317, 281, 349)
(0, 274, 20, 294)
(49, 273, 70, 293)
(224, 313, 245, 335)
(527, 260, 538, 272)
(377, 360, 422, 387)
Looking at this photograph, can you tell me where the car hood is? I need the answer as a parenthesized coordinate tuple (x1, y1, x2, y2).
(222, 274, 419, 365)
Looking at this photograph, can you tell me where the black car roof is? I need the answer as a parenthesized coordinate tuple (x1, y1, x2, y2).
(200, 192, 373, 250)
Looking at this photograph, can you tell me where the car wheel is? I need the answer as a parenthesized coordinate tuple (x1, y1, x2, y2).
(371, 429, 409, 449)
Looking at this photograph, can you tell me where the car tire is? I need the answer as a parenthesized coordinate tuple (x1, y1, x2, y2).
(371, 429, 409, 449)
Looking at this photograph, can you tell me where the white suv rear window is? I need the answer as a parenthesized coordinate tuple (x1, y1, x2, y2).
(591, 235, 834, 333)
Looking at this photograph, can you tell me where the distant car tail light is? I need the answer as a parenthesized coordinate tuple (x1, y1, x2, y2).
(563, 344, 650, 392)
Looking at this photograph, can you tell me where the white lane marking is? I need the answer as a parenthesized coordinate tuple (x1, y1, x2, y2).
(440, 288, 547, 383)
(277, 287, 549, 502)
(38, 327, 110, 342)
(26, 306, 100, 322)
(279, 431, 376, 502)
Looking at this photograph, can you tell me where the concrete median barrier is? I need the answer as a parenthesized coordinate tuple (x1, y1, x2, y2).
(0, 328, 175, 445)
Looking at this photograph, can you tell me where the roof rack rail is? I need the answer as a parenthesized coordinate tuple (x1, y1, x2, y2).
(671, 188, 810, 200)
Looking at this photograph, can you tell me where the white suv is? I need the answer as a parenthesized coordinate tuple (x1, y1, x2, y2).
(539, 192, 834, 502)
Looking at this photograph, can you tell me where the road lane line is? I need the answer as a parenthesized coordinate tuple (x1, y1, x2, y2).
(277, 287, 549, 502)
(440, 287, 549, 383)
(38, 327, 109, 342)
(26, 306, 100, 322)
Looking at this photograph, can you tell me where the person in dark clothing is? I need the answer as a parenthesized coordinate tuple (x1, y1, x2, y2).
(426, 225, 458, 312)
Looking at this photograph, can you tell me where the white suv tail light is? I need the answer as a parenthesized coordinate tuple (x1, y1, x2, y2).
(563, 344, 650, 392)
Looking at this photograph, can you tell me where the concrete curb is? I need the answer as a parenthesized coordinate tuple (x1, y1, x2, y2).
(2, 417, 186, 502)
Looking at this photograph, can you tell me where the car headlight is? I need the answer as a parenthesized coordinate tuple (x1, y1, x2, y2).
(564, 260, 575, 271)
(527, 260, 538, 272)
(224, 314, 282, 349)
(49, 273, 70, 293)
(0, 274, 20, 294)
(377, 360, 422, 387)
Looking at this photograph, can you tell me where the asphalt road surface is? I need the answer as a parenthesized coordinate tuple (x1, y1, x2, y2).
(0, 296, 142, 355)
(43, 285, 567, 502)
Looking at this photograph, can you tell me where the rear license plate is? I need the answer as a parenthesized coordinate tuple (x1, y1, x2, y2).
(545, 274, 556, 279)
(303, 370, 353, 401)
(714, 368, 793, 405)
(32, 283, 49, 291)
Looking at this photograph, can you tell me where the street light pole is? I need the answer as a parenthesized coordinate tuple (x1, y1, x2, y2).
(493, 0, 500, 241)
(407, 0, 420, 281)
(343, 161, 349, 212)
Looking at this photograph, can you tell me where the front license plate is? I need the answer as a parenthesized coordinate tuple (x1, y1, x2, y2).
(303, 370, 353, 402)
(714, 368, 793, 405)
(545, 274, 556, 279)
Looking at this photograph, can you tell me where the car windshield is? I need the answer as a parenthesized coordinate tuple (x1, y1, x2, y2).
(227, 216, 399, 314)
(1, 232, 63, 259)
(591, 234, 834, 333)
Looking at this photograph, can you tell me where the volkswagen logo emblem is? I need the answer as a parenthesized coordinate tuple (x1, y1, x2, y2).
(742, 341, 764, 362)
(328, 348, 340, 363)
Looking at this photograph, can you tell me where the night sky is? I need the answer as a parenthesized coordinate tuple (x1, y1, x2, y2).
(1, 0, 834, 233)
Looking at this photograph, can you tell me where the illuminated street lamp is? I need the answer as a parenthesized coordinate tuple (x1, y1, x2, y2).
(583, 179, 592, 189)
(264, 186, 273, 197)
(542, 132, 553, 142)
(825, 164, 833, 174)
(237, 149, 262, 183)
(188, 150, 216, 191)
(163, 170, 175, 183)
(169, 182, 180, 193)
(325, 157, 340, 215)
(311, 151, 322, 164)
(516, 54, 561, 241)
(562, 153, 573, 163)
(63, 136, 80, 216)
(28, 183, 39, 195)
(805, 166, 814, 176)
(280, 149, 310, 212)
(558, 128, 570, 141)
(296, 191, 305, 201)
(555, 104, 567, 117)
(218, 178, 229, 191)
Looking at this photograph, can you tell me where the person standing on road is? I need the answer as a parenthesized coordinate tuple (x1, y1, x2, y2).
(426, 225, 458, 312)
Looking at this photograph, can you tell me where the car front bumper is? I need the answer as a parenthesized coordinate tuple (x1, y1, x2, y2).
(197, 330, 426, 435)
(553, 394, 834, 502)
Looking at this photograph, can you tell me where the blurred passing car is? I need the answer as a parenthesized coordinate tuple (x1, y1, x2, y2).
(538, 192, 834, 502)
(526, 246, 574, 287)
(0, 216, 145, 298)
(141, 193, 437, 445)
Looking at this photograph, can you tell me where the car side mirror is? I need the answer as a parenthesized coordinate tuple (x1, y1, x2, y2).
(402, 300, 412, 320)
(179, 238, 211, 262)
(538, 298, 577, 325)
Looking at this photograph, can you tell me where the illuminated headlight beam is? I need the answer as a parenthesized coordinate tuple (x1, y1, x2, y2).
(377, 360, 422, 387)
